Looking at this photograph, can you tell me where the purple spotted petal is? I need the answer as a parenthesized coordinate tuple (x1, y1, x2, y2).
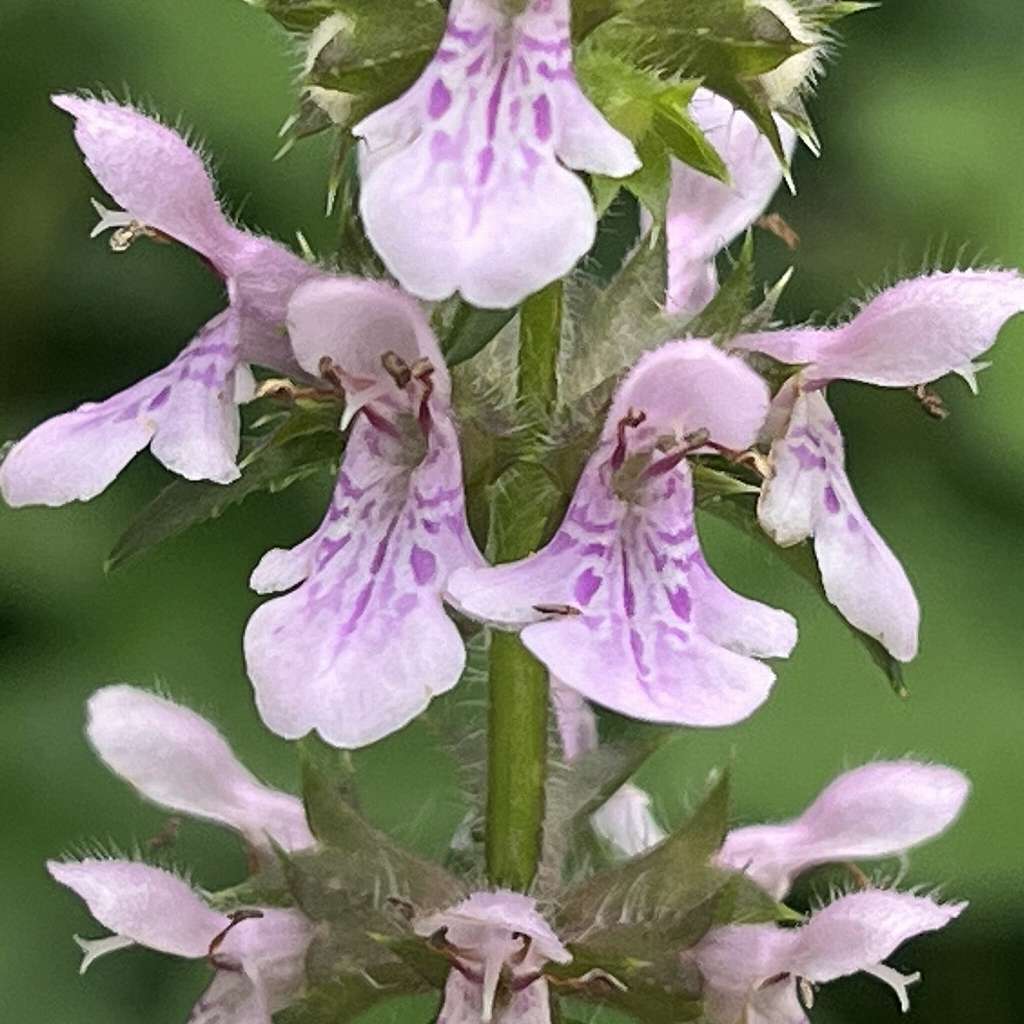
(449, 452, 795, 727)
(1, 311, 245, 506)
(667, 89, 796, 315)
(245, 414, 481, 749)
(758, 388, 919, 660)
(448, 339, 794, 728)
(354, 0, 639, 308)
(719, 760, 970, 899)
(732, 269, 1024, 386)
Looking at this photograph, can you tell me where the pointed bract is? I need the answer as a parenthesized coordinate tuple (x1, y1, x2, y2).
(449, 341, 796, 728)
(245, 278, 483, 748)
(86, 685, 315, 853)
(1, 97, 318, 508)
(354, 0, 639, 308)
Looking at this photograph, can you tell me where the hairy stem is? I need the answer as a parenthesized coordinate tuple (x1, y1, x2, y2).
(485, 280, 563, 890)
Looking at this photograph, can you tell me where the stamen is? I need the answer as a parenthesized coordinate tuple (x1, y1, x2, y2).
(611, 409, 646, 472)
(910, 383, 949, 420)
(207, 909, 265, 972)
(145, 815, 182, 850)
(533, 603, 582, 618)
(547, 968, 628, 994)
(844, 861, 871, 889)
(381, 351, 413, 389)
(798, 977, 816, 1009)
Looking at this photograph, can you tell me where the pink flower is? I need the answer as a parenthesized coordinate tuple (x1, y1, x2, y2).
(667, 89, 796, 314)
(86, 685, 315, 854)
(732, 270, 1024, 660)
(244, 278, 484, 749)
(1, 96, 319, 508)
(448, 340, 797, 728)
(694, 889, 966, 1023)
(49, 859, 312, 1023)
(719, 760, 970, 898)
(353, 0, 640, 308)
(415, 890, 571, 1023)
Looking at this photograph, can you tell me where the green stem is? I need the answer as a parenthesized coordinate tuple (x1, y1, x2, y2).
(485, 281, 563, 890)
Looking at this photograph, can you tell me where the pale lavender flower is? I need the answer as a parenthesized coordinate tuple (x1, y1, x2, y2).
(414, 890, 571, 1023)
(719, 760, 970, 899)
(1, 96, 319, 508)
(86, 685, 315, 854)
(694, 890, 965, 1023)
(48, 859, 312, 1023)
(244, 277, 484, 749)
(353, 0, 640, 308)
(448, 340, 797, 728)
(667, 89, 796, 315)
(732, 270, 1024, 660)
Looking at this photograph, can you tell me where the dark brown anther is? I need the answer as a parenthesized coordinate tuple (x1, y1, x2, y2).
(508, 934, 532, 967)
(533, 604, 582, 617)
(759, 972, 791, 989)
(910, 383, 949, 420)
(145, 815, 182, 850)
(611, 409, 647, 472)
(319, 356, 347, 393)
(207, 909, 265, 972)
(381, 350, 413, 389)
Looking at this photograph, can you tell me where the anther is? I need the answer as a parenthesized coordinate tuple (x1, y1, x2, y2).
(109, 221, 150, 252)
(533, 604, 582, 618)
(910, 383, 949, 420)
(381, 351, 412, 389)
(798, 977, 816, 1009)
(611, 409, 646, 472)
(207, 909, 265, 972)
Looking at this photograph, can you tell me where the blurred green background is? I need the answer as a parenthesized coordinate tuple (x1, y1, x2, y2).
(2, 1, 1022, 1021)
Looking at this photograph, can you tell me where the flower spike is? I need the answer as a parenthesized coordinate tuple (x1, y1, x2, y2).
(244, 278, 484, 749)
(354, 0, 640, 308)
(448, 340, 797, 728)
(0, 96, 320, 508)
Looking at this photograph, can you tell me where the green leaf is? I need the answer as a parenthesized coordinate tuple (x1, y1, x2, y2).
(370, 934, 451, 989)
(105, 403, 343, 572)
(697, 491, 909, 697)
(651, 88, 729, 183)
(303, 0, 445, 131)
(440, 300, 516, 368)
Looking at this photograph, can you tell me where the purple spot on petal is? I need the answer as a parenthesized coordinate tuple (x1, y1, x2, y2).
(533, 94, 552, 141)
(395, 593, 418, 615)
(574, 569, 602, 607)
(789, 443, 827, 471)
(846, 514, 861, 532)
(428, 78, 452, 119)
(147, 386, 172, 411)
(486, 58, 510, 140)
(410, 544, 437, 586)
(580, 542, 607, 558)
(476, 145, 495, 185)
(666, 586, 692, 622)
(629, 627, 649, 677)
(621, 543, 636, 617)
(824, 485, 841, 514)
(547, 532, 577, 556)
